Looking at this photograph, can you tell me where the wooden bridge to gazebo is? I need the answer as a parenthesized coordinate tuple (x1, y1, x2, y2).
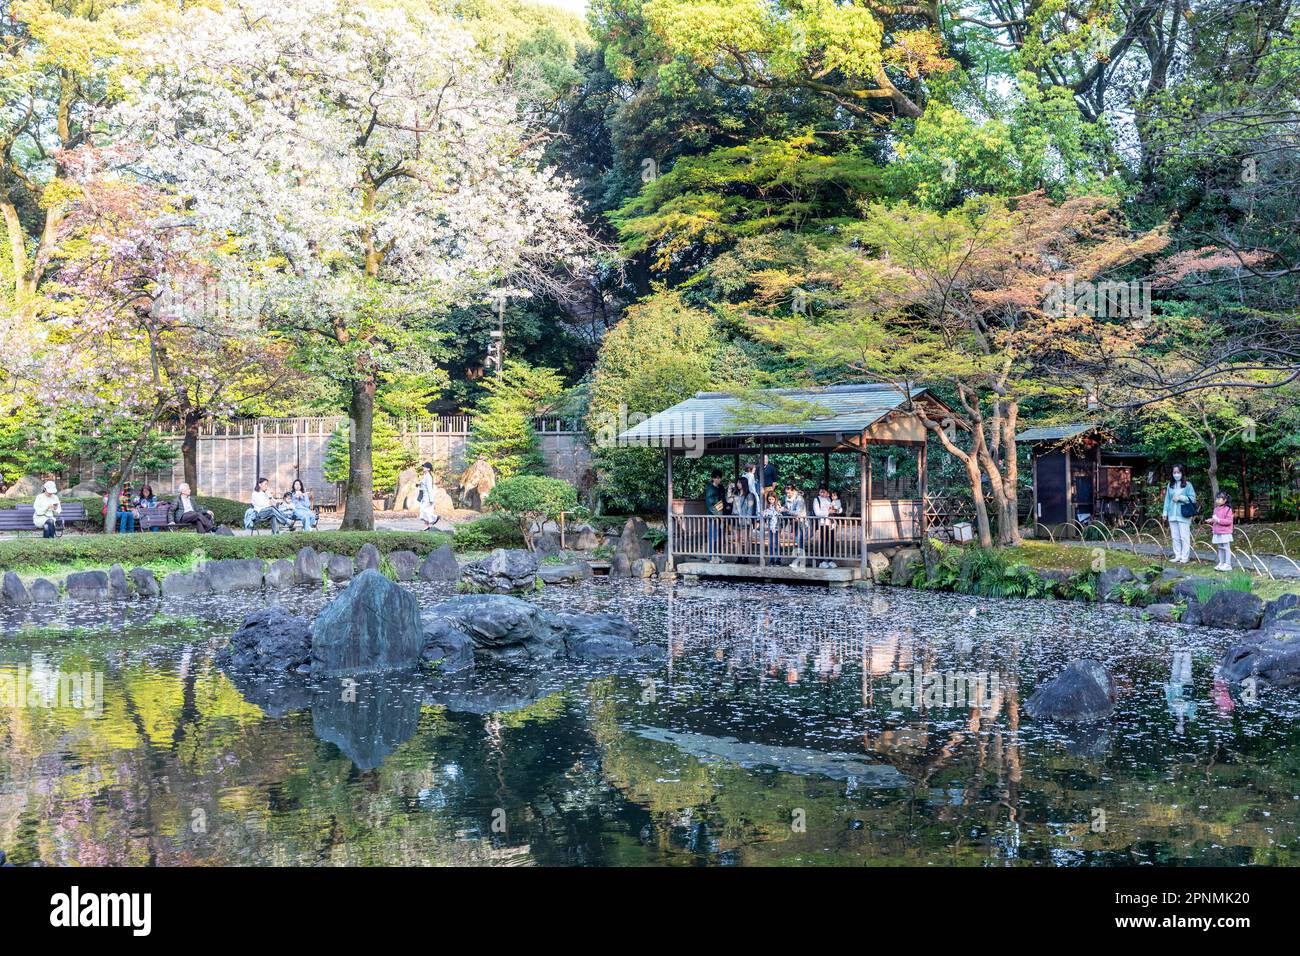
(617, 383, 956, 585)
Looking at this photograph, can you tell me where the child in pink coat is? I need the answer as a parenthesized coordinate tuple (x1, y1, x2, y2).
(1211, 492, 1234, 571)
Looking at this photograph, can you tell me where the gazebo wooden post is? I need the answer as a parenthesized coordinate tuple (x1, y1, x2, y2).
(918, 441, 928, 538)
(665, 447, 675, 570)
(858, 446, 868, 575)
(758, 442, 767, 568)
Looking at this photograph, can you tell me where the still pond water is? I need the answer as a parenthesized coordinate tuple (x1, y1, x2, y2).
(2, 578, 1298, 866)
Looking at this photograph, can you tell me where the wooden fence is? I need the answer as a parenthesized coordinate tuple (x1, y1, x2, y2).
(71, 416, 589, 504)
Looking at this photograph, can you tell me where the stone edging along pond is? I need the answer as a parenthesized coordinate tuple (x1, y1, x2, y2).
(0, 542, 465, 607)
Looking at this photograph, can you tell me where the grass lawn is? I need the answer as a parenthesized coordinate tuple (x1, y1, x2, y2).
(1007, 540, 1300, 602)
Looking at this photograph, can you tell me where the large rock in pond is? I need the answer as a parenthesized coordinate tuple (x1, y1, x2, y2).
(1198, 589, 1264, 630)
(1262, 593, 1300, 630)
(207, 558, 266, 593)
(294, 546, 322, 586)
(65, 570, 110, 602)
(555, 612, 641, 660)
(216, 608, 313, 676)
(571, 523, 600, 551)
(538, 561, 592, 585)
(422, 594, 563, 663)
(129, 567, 160, 599)
(310, 569, 423, 676)
(419, 594, 641, 667)
(460, 548, 538, 593)
(1024, 659, 1115, 723)
(889, 548, 921, 585)
(1, 571, 31, 606)
(1220, 633, 1300, 688)
(419, 543, 459, 582)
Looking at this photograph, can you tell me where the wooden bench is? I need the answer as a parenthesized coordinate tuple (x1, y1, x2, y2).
(139, 502, 175, 531)
(0, 502, 90, 535)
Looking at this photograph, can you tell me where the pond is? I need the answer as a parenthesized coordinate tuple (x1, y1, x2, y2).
(1, 578, 1298, 866)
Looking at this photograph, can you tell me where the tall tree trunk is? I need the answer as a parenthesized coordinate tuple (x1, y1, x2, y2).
(1205, 441, 1220, 500)
(341, 375, 376, 530)
(182, 409, 202, 493)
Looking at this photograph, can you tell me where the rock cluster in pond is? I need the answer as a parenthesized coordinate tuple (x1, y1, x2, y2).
(460, 548, 538, 593)
(1024, 659, 1116, 723)
(215, 574, 642, 682)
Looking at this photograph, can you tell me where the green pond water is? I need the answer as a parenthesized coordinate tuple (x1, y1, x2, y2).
(1, 579, 1298, 866)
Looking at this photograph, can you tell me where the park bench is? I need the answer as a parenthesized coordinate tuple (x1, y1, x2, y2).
(0, 502, 90, 535)
(139, 502, 175, 531)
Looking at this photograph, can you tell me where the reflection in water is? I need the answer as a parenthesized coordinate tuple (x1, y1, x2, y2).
(2, 578, 1299, 866)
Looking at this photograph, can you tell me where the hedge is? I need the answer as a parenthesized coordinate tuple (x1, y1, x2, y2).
(0, 494, 248, 529)
(0, 529, 453, 574)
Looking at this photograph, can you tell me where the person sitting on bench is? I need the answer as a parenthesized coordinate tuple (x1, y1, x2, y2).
(170, 482, 215, 533)
(33, 481, 62, 538)
(245, 477, 288, 533)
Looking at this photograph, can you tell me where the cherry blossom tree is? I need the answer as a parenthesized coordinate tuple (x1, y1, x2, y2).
(116, 0, 596, 528)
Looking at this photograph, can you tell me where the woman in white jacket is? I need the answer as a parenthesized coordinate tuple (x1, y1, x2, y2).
(417, 462, 438, 530)
(1161, 464, 1196, 564)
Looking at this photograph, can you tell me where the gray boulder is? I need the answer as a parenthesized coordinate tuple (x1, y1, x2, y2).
(355, 542, 381, 572)
(129, 567, 160, 599)
(311, 569, 424, 675)
(555, 612, 641, 660)
(630, 557, 657, 578)
(889, 548, 921, 585)
(615, 517, 655, 562)
(162, 569, 212, 598)
(108, 564, 131, 600)
(419, 615, 477, 672)
(533, 530, 562, 557)
(460, 548, 538, 593)
(65, 570, 110, 602)
(1145, 602, 1180, 623)
(264, 559, 295, 589)
(1199, 589, 1265, 630)
(216, 608, 313, 676)
(1220, 633, 1300, 688)
(1098, 566, 1137, 601)
(207, 558, 266, 593)
(537, 561, 592, 584)
(294, 546, 322, 586)
(419, 594, 640, 667)
(1024, 659, 1116, 723)
(571, 523, 600, 550)
(609, 553, 632, 578)
(1, 571, 31, 606)
(29, 578, 60, 603)
(418, 543, 459, 582)
(1262, 593, 1300, 629)
(326, 553, 354, 583)
(388, 550, 420, 582)
(421, 594, 564, 663)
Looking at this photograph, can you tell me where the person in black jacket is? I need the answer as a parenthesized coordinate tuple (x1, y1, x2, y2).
(704, 469, 726, 560)
(170, 482, 215, 533)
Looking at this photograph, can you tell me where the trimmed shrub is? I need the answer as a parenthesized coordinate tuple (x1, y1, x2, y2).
(451, 513, 524, 552)
(487, 475, 578, 547)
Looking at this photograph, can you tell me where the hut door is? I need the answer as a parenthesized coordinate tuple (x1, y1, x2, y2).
(1037, 452, 1068, 524)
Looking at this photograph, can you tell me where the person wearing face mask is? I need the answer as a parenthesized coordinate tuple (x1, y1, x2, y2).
(1162, 464, 1196, 564)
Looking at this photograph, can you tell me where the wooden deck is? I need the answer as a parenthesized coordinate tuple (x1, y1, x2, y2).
(675, 560, 862, 587)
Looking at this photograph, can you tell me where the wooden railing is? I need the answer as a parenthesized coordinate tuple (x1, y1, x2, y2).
(672, 504, 922, 564)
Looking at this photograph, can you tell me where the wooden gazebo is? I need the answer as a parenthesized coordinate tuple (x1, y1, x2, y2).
(617, 384, 954, 585)
(1017, 423, 1139, 532)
